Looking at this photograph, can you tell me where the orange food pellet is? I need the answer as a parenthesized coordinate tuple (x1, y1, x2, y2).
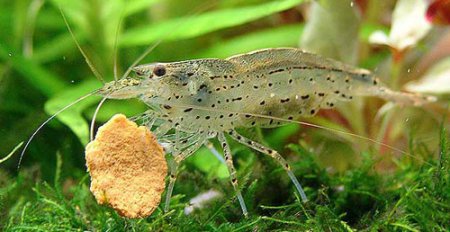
(85, 114, 167, 218)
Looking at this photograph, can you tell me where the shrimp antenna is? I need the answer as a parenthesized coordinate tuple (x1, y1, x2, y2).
(18, 7, 108, 169)
(59, 7, 105, 84)
(18, 90, 99, 170)
(90, 97, 107, 141)
(90, 8, 125, 141)
(113, 8, 125, 82)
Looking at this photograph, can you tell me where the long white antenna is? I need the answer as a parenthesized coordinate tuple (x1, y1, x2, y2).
(18, 91, 98, 169)
(90, 97, 107, 141)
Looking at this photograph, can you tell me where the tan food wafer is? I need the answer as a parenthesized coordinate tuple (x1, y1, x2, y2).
(85, 114, 167, 218)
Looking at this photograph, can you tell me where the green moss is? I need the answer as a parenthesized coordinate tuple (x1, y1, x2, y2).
(2, 124, 448, 231)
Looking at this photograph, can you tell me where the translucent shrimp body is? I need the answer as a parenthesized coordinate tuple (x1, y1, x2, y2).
(99, 48, 434, 216)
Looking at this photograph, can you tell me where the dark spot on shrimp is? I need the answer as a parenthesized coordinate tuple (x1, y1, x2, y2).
(184, 108, 193, 112)
(269, 68, 285, 74)
(280, 98, 290, 103)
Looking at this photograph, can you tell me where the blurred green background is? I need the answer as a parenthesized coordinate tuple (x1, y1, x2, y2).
(0, 0, 449, 231)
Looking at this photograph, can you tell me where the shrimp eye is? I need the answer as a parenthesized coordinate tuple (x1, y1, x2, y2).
(153, 65, 166, 77)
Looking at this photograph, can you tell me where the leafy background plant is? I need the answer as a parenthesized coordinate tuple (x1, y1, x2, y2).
(0, 0, 449, 231)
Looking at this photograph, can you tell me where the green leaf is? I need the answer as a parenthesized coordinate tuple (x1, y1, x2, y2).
(265, 124, 300, 151)
(32, 33, 81, 63)
(0, 43, 66, 97)
(188, 147, 229, 179)
(195, 24, 304, 58)
(120, 0, 305, 46)
(301, 0, 360, 64)
(44, 79, 102, 145)
(84, 100, 148, 123)
(124, 0, 162, 16)
(48, 0, 86, 31)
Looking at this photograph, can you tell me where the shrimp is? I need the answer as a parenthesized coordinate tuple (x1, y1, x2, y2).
(98, 47, 436, 216)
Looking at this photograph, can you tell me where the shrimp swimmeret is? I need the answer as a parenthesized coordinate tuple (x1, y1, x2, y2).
(96, 47, 435, 216)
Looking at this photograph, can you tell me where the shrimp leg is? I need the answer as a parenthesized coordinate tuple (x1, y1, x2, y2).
(204, 141, 225, 164)
(164, 131, 207, 212)
(217, 133, 248, 216)
(227, 130, 308, 203)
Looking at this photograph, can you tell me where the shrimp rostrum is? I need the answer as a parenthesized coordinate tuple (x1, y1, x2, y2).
(98, 48, 435, 216)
